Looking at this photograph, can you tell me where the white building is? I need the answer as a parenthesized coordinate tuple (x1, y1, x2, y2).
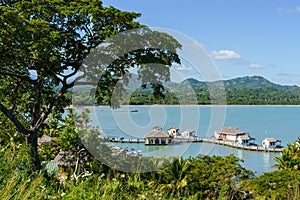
(168, 127, 180, 137)
(262, 138, 281, 148)
(215, 127, 255, 146)
(145, 130, 170, 145)
(181, 129, 196, 138)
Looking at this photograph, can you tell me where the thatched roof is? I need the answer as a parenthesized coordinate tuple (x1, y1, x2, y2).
(38, 135, 56, 146)
(217, 127, 246, 135)
(152, 125, 162, 131)
(54, 151, 76, 167)
(145, 131, 169, 138)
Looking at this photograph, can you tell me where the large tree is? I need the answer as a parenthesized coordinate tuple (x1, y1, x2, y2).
(0, 0, 181, 170)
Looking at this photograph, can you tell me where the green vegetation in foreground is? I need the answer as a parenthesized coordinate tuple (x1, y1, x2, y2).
(1, 110, 300, 199)
(1, 1, 300, 199)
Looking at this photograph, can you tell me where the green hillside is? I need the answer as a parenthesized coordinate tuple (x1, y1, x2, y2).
(72, 75, 300, 105)
(129, 76, 300, 105)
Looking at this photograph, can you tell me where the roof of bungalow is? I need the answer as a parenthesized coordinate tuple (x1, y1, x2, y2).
(263, 138, 281, 142)
(239, 136, 251, 140)
(54, 151, 76, 167)
(217, 127, 246, 135)
(182, 129, 195, 133)
(152, 125, 162, 130)
(145, 130, 169, 138)
(38, 135, 56, 146)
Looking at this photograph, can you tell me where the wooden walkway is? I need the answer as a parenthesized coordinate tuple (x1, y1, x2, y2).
(107, 137, 146, 143)
(105, 137, 283, 152)
(199, 138, 283, 152)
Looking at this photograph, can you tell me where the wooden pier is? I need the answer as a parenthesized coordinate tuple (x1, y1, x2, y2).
(199, 138, 283, 152)
(105, 137, 283, 152)
(107, 137, 146, 143)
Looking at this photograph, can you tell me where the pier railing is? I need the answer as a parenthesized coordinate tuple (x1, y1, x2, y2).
(104, 136, 283, 152)
(200, 138, 282, 152)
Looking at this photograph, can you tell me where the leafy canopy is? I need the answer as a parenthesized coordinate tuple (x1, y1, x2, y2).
(0, 0, 181, 170)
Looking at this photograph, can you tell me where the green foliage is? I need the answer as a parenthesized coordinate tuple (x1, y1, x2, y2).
(1, 143, 300, 200)
(274, 136, 300, 171)
(0, 0, 181, 170)
(225, 87, 300, 105)
(187, 155, 254, 199)
(55, 109, 85, 151)
(129, 89, 180, 105)
(242, 170, 300, 199)
(72, 75, 300, 106)
(148, 155, 254, 199)
(149, 157, 190, 197)
(0, 145, 32, 179)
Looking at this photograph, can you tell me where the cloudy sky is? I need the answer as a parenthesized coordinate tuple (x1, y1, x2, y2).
(103, 0, 300, 85)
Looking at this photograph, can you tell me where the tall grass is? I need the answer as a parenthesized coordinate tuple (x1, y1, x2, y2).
(1, 146, 299, 199)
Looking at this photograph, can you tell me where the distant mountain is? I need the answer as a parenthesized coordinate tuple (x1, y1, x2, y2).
(72, 74, 300, 93)
(174, 76, 300, 95)
(73, 74, 300, 105)
(222, 76, 300, 94)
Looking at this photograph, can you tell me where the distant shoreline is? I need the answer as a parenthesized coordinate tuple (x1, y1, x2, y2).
(71, 104, 300, 109)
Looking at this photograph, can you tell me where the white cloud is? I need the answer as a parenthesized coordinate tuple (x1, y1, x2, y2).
(250, 63, 265, 69)
(210, 49, 275, 70)
(266, 64, 277, 68)
(209, 50, 242, 60)
(176, 66, 193, 71)
(277, 6, 300, 13)
(172, 63, 193, 71)
(278, 73, 300, 77)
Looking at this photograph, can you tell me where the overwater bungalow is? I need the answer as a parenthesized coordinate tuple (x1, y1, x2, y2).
(237, 135, 255, 146)
(181, 129, 196, 138)
(262, 138, 282, 148)
(215, 127, 255, 146)
(168, 127, 180, 138)
(145, 128, 170, 145)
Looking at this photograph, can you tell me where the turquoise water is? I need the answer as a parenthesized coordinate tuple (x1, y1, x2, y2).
(88, 105, 300, 175)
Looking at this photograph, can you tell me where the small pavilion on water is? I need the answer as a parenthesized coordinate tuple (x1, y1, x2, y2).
(145, 126, 170, 145)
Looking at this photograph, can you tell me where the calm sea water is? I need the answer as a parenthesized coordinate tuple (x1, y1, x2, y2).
(87, 105, 300, 175)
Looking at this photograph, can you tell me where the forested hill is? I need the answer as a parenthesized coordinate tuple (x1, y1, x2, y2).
(179, 76, 300, 94)
(73, 75, 300, 105)
(128, 76, 300, 105)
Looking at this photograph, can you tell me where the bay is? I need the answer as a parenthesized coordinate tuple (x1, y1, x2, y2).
(86, 105, 300, 175)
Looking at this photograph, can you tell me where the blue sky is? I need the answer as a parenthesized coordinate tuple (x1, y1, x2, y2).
(103, 0, 300, 86)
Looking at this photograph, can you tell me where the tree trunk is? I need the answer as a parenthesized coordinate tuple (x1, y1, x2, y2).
(27, 131, 41, 171)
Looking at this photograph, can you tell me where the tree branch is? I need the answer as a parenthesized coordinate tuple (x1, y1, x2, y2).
(0, 103, 29, 136)
(31, 79, 42, 129)
(33, 80, 75, 130)
(57, 69, 80, 82)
